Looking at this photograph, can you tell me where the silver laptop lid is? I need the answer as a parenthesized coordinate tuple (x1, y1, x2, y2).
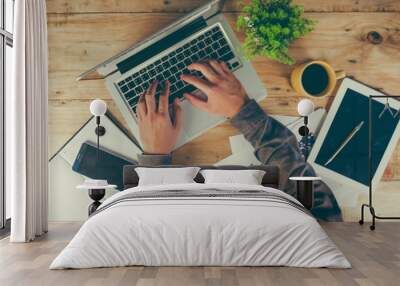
(78, 0, 224, 81)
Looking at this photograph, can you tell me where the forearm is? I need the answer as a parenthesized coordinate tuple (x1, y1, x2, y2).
(137, 153, 172, 165)
(230, 100, 342, 221)
(230, 100, 302, 193)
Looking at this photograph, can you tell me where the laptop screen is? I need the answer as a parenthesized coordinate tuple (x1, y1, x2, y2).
(116, 17, 207, 74)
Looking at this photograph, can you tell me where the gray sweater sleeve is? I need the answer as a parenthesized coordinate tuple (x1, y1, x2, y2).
(231, 100, 342, 221)
(137, 154, 172, 165)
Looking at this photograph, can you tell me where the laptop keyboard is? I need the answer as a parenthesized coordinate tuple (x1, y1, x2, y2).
(116, 25, 240, 113)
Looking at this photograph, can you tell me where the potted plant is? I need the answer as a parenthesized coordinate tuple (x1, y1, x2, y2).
(237, 0, 316, 65)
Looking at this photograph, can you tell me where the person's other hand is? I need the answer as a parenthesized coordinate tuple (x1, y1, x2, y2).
(137, 80, 183, 154)
(180, 60, 249, 118)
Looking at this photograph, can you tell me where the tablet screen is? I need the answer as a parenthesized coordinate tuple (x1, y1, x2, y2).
(314, 88, 399, 186)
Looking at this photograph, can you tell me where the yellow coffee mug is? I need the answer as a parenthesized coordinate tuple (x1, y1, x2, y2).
(290, 60, 345, 97)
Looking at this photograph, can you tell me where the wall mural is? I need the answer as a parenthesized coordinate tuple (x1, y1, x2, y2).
(48, 0, 400, 222)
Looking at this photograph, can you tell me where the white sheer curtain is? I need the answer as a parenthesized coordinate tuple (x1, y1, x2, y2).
(8, 0, 48, 242)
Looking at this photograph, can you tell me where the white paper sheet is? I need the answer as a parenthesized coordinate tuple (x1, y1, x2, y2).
(60, 115, 142, 166)
(217, 109, 327, 166)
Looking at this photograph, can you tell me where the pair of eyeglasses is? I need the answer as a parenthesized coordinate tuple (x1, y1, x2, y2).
(378, 97, 400, 119)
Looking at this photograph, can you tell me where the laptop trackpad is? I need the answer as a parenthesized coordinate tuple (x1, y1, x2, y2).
(180, 97, 226, 138)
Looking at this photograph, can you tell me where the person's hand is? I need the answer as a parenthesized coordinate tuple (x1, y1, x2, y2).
(180, 60, 249, 118)
(137, 80, 183, 154)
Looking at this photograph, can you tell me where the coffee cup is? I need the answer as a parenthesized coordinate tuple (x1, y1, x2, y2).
(290, 60, 345, 97)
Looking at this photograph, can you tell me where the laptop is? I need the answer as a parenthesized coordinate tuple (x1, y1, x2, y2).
(78, 0, 267, 149)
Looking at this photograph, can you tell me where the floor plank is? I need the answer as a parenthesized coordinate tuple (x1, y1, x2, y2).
(46, 0, 400, 14)
(1, 222, 399, 286)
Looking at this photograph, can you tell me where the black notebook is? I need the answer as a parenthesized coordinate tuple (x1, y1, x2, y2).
(73, 142, 136, 191)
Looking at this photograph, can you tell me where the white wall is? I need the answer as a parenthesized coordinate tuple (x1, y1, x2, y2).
(48, 155, 117, 221)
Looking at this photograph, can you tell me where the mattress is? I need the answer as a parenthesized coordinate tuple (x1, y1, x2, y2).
(50, 183, 350, 269)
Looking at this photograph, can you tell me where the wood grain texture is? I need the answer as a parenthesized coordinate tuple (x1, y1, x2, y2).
(48, 12, 400, 101)
(46, 0, 400, 13)
(47, 6, 400, 180)
(344, 181, 400, 222)
(1, 222, 400, 286)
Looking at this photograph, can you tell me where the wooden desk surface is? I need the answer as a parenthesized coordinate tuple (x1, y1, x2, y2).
(47, 0, 400, 181)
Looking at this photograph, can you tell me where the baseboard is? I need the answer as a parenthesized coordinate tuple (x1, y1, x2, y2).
(0, 218, 11, 239)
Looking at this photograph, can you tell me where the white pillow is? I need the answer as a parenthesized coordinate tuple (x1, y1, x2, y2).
(200, 169, 266, 185)
(135, 167, 200, 186)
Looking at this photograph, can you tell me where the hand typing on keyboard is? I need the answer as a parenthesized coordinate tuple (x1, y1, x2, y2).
(137, 80, 183, 154)
(180, 60, 249, 118)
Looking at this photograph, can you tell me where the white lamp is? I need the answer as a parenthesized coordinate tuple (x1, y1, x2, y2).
(89, 99, 107, 178)
(90, 99, 107, 117)
(297, 99, 315, 117)
(297, 99, 314, 136)
(297, 99, 315, 160)
(90, 99, 107, 137)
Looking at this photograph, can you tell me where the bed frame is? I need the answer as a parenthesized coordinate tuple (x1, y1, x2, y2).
(123, 165, 280, 190)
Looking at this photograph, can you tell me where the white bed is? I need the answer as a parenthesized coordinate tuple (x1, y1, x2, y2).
(50, 183, 350, 269)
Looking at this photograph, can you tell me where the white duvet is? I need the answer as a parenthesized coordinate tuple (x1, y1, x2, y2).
(50, 183, 350, 269)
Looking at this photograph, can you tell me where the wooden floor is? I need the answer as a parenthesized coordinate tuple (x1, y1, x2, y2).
(1, 222, 399, 286)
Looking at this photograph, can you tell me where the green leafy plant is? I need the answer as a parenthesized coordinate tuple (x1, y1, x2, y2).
(237, 0, 316, 65)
